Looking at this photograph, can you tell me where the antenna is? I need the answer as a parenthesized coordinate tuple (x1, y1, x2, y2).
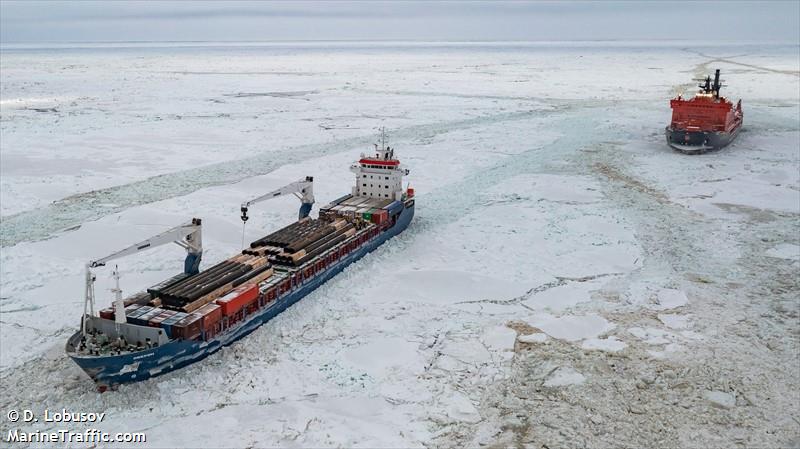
(700, 76, 710, 92)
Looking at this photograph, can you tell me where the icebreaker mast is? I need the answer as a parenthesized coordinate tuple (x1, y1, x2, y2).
(82, 218, 203, 334)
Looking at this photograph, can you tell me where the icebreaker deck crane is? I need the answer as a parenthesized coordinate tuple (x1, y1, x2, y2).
(82, 218, 203, 335)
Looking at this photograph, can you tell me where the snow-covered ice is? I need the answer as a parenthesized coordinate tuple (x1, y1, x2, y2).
(517, 333, 548, 344)
(658, 313, 691, 329)
(543, 367, 586, 387)
(581, 336, 627, 352)
(528, 314, 615, 342)
(766, 243, 800, 260)
(1, 41, 798, 448)
(652, 288, 689, 310)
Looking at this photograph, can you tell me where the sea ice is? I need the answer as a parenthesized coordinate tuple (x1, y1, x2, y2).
(529, 314, 615, 342)
(544, 367, 586, 387)
(581, 336, 627, 352)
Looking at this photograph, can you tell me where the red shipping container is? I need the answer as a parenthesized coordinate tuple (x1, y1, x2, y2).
(99, 308, 115, 320)
(371, 209, 388, 225)
(173, 313, 202, 340)
(216, 284, 258, 317)
(196, 303, 222, 329)
(246, 300, 259, 315)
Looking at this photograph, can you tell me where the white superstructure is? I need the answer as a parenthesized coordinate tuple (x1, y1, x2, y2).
(350, 131, 409, 201)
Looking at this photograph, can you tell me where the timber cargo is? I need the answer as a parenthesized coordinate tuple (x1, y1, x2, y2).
(66, 131, 414, 391)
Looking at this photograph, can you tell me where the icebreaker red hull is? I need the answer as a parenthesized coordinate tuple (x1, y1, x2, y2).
(666, 70, 743, 154)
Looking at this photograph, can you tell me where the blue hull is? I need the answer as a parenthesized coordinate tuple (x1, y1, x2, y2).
(67, 204, 414, 390)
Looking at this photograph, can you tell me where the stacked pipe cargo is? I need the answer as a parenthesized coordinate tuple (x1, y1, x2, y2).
(178, 257, 273, 313)
(266, 219, 356, 267)
(155, 259, 251, 305)
(123, 291, 152, 307)
(146, 272, 191, 298)
(244, 216, 355, 268)
(249, 218, 329, 249)
(146, 252, 273, 313)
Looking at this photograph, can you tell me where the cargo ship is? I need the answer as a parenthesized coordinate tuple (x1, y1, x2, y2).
(66, 134, 414, 391)
(666, 69, 743, 154)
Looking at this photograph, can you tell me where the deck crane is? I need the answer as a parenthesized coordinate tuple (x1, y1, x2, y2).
(82, 218, 203, 336)
(239, 176, 314, 246)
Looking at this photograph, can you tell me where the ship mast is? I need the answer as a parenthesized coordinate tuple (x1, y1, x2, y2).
(712, 69, 722, 99)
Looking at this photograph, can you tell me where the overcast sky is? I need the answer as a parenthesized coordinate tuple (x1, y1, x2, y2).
(1, 1, 798, 43)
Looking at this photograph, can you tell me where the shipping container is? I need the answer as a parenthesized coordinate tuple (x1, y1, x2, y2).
(125, 304, 144, 313)
(131, 308, 162, 326)
(172, 313, 203, 340)
(196, 303, 222, 329)
(246, 300, 260, 315)
(216, 283, 258, 317)
(161, 312, 188, 338)
(163, 312, 188, 325)
(371, 209, 388, 225)
(125, 305, 151, 322)
(148, 310, 176, 327)
(278, 279, 292, 295)
(99, 308, 115, 320)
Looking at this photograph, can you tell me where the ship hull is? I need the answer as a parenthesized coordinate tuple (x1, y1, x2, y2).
(67, 203, 415, 391)
(665, 123, 742, 154)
